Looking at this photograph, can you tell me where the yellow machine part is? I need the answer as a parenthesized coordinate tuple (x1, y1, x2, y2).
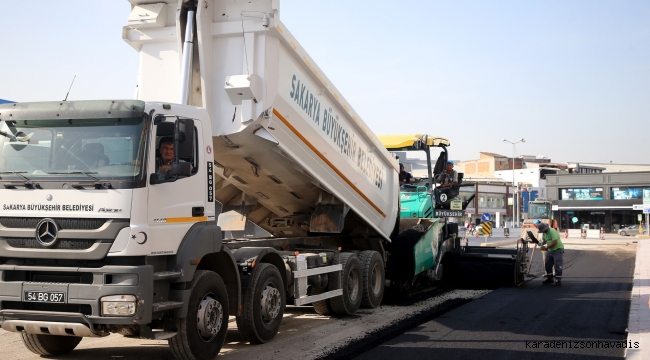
(378, 134, 450, 150)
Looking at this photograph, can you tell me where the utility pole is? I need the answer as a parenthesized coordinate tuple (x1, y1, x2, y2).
(503, 138, 525, 227)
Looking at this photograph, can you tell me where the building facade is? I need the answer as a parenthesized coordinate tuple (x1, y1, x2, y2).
(546, 172, 650, 233)
(456, 152, 523, 177)
(459, 183, 514, 227)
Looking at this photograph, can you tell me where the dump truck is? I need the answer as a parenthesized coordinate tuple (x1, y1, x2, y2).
(0, 2, 527, 359)
(521, 199, 558, 239)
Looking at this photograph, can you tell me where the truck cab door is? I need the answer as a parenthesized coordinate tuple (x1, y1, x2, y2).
(147, 118, 206, 254)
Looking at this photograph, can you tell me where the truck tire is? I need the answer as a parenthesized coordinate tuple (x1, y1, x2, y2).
(169, 270, 228, 360)
(119, 326, 140, 337)
(359, 250, 385, 308)
(236, 263, 285, 343)
(329, 253, 362, 315)
(311, 287, 333, 315)
(21, 333, 82, 356)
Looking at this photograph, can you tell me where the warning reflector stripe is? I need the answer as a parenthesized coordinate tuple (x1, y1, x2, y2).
(481, 222, 492, 234)
(165, 216, 207, 223)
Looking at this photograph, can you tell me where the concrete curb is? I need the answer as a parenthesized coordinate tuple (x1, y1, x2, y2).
(635, 235, 650, 239)
(626, 240, 649, 359)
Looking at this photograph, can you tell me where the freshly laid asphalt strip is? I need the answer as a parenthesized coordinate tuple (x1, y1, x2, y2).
(315, 287, 474, 360)
(353, 247, 635, 360)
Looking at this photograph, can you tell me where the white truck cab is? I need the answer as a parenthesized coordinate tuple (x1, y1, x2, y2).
(0, 100, 235, 342)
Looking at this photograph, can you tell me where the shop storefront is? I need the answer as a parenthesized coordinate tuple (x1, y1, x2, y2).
(557, 208, 641, 232)
(546, 172, 650, 233)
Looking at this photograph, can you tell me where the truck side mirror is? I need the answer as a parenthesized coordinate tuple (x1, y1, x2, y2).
(171, 162, 192, 177)
(174, 118, 194, 162)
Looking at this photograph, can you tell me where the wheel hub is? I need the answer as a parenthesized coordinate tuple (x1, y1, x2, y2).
(261, 285, 281, 322)
(348, 269, 360, 301)
(371, 263, 382, 294)
(197, 295, 223, 341)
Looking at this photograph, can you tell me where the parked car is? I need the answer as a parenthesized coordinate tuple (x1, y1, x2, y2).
(618, 225, 648, 236)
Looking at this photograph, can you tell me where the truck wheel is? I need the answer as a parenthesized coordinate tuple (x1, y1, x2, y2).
(236, 263, 285, 343)
(311, 287, 333, 315)
(119, 326, 140, 337)
(21, 333, 81, 356)
(169, 270, 228, 360)
(329, 253, 362, 315)
(359, 250, 385, 308)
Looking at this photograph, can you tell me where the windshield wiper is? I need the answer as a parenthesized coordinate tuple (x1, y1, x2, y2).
(47, 171, 100, 181)
(0, 171, 32, 182)
(0, 130, 32, 142)
(47, 171, 108, 189)
(0, 171, 36, 188)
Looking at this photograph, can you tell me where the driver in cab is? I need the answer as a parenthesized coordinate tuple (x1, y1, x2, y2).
(438, 160, 458, 188)
(399, 163, 413, 185)
(156, 137, 175, 180)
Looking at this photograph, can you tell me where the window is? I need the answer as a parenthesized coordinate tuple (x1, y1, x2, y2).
(560, 188, 603, 201)
(0, 117, 147, 182)
(611, 187, 649, 200)
(82, 137, 136, 166)
(153, 121, 199, 183)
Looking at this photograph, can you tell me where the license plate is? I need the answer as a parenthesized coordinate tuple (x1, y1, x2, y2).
(24, 291, 65, 303)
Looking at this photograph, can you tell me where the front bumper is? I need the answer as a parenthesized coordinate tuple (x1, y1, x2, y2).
(0, 263, 154, 335)
(2, 318, 103, 337)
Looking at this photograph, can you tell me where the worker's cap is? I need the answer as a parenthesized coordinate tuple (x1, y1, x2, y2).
(533, 220, 542, 225)
(446, 160, 454, 165)
(399, 163, 404, 169)
(537, 223, 550, 233)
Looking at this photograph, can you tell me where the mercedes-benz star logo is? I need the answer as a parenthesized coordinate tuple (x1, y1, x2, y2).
(35, 219, 59, 247)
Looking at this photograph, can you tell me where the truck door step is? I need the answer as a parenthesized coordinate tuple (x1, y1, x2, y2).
(152, 301, 183, 312)
(153, 271, 183, 281)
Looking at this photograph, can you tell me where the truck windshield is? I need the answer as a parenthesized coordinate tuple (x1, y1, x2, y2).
(0, 117, 147, 183)
(528, 203, 551, 219)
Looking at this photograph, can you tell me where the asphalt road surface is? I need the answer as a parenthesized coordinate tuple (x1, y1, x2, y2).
(354, 239, 636, 360)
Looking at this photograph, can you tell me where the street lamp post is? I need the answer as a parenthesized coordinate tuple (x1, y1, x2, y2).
(503, 138, 525, 227)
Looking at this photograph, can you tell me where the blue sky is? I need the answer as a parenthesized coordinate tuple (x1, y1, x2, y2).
(1, 1, 648, 163)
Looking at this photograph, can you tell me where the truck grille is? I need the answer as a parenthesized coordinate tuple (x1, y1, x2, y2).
(2, 301, 92, 315)
(4, 238, 97, 250)
(0, 218, 107, 230)
(4, 270, 94, 284)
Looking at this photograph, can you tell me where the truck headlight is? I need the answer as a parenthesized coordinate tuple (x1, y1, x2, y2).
(101, 295, 137, 316)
